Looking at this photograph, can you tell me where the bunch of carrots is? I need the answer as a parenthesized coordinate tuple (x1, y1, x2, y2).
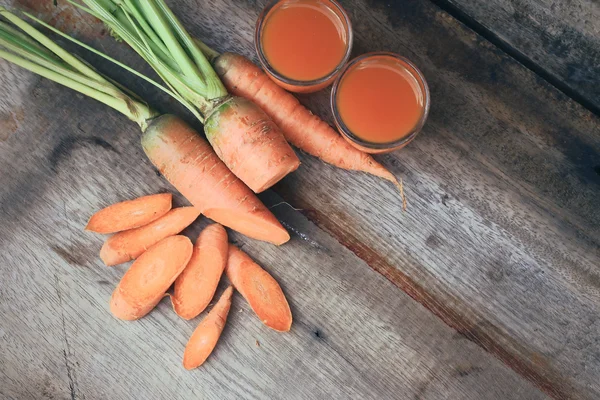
(86, 192, 292, 369)
(0, 0, 407, 369)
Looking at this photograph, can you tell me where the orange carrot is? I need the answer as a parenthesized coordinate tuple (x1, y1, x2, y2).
(142, 115, 290, 245)
(100, 207, 201, 266)
(172, 224, 228, 320)
(212, 52, 403, 189)
(110, 235, 192, 320)
(183, 286, 233, 370)
(226, 244, 292, 332)
(205, 96, 300, 193)
(86, 193, 172, 234)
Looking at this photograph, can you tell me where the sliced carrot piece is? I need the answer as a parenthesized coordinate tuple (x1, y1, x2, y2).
(86, 193, 172, 234)
(226, 244, 292, 332)
(183, 286, 233, 370)
(110, 235, 192, 320)
(100, 207, 201, 266)
(172, 224, 228, 319)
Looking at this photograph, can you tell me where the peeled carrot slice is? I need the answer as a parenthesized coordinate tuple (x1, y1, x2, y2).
(100, 207, 201, 266)
(183, 286, 233, 370)
(86, 193, 172, 234)
(172, 224, 228, 319)
(110, 235, 192, 320)
(226, 244, 292, 332)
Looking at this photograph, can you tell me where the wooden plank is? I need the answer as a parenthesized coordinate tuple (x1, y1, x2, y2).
(0, 76, 544, 398)
(434, 0, 600, 114)
(178, 0, 600, 398)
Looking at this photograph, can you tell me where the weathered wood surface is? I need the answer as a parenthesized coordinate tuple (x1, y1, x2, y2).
(0, 0, 598, 399)
(439, 0, 600, 113)
(190, 0, 600, 398)
(0, 76, 545, 399)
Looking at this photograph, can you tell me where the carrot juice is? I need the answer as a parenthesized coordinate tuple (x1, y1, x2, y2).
(333, 53, 430, 153)
(256, 0, 352, 93)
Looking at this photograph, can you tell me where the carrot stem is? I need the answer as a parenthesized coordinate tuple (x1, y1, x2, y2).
(0, 6, 157, 128)
(23, 11, 196, 117)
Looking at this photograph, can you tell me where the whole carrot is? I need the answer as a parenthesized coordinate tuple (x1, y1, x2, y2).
(172, 224, 229, 320)
(211, 52, 404, 191)
(183, 286, 233, 370)
(143, 116, 290, 245)
(226, 244, 292, 332)
(86, 193, 172, 234)
(110, 235, 192, 320)
(100, 206, 201, 266)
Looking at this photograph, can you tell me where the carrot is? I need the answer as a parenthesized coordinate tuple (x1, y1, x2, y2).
(172, 224, 228, 320)
(86, 193, 172, 234)
(110, 235, 192, 320)
(183, 286, 233, 370)
(205, 96, 300, 193)
(100, 206, 201, 266)
(142, 115, 290, 245)
(226, 244, 292, 332)
(211, 52, 404, 191)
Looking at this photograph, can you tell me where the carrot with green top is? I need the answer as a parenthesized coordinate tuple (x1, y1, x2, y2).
(79, 0, 300, 193)
(183, 286, 233, 370)
(226, 244, 292, 332)
(172, 224, 229, 320)
(110, 235, 193, 320)
(100, 206, 201, 266)
(0, 8, 290, 245)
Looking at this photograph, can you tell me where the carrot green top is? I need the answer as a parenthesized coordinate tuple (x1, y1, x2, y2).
(0, 6, 158, 130)
(75, 0, 229, 120)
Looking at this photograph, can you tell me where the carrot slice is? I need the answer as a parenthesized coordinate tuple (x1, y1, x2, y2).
(183, 286, 233, 370)
(100, 207, 201, 266)
(86, 193, 172, 234)
(172, 224, 228, 319)
(110, 235, 192, 320)
(226, 244, 292, 332)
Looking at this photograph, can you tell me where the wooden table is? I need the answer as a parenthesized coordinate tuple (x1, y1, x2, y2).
(1, 0, 598, 398)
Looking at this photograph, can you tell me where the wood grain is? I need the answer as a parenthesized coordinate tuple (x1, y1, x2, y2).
(0, 76, 544, 398)
(438, 0, 600, 113)
(0, 0, 598, 398)
(180, 0, 600, 397)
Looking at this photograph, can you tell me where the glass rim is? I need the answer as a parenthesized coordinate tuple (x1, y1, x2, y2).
(255, 0, 354, 87)
(331, 52, 431, 151)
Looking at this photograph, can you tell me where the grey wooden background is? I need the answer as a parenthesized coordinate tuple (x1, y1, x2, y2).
(1, 0, 599, 399)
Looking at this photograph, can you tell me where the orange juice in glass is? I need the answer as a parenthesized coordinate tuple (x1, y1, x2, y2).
(255, 0, 353, 93)
(331, 52, 430, 153)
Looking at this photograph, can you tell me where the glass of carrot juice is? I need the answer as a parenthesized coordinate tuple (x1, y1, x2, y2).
(255, 0, 353, 93)
(331, 52, 430, 154)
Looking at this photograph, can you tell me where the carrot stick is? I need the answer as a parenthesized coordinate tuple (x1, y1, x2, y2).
(172, 224, 228, 320)
(212, 53, 405, 192)
(142, 115, 290, 245)
(86, 193, 172, 234)
(183, 286, 233, 370)
(205, 96, 300, 193)
(226, 244, 292, 332)
(110, 235, 192, 320)
(100, 206, 201, 266)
